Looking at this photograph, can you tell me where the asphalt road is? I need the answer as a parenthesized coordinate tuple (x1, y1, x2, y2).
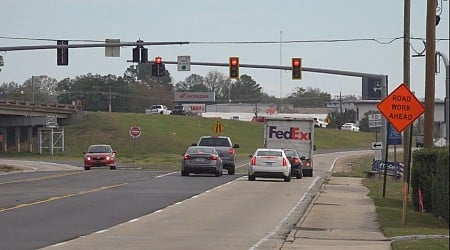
(0, 150, 371, 250)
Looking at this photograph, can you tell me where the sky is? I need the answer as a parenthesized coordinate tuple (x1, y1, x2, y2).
(0, 0, 449, 100)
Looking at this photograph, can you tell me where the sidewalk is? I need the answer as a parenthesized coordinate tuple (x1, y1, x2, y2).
(280, 177, 392, 250)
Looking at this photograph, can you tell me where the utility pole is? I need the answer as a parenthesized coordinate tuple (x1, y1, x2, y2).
(402, 0, 411, 225)
(424, 0, 436, 147)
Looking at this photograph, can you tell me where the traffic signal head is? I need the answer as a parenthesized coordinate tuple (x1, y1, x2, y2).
(229, 57, 239, 79)
(152, 57, 165, 77)
(292, 58, 302, 80)
(132, 47, 140, 63)
(140, 48, 148, 63)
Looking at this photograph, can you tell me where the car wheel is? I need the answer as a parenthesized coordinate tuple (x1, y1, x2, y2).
(110, 166, 116, 170)
(181, 171, 188, 176)
(84, 166, 90, 170)
(284, 174, 291, 182)
(297, 172, 303, 179)
(248, 174, 255, 181)
(228, 165, 235, 175)
(215, 170, 221, 177)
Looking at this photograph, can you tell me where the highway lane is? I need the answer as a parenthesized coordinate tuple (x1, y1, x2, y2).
(0, 169, 242, 250)
(0, 150, 371, 250)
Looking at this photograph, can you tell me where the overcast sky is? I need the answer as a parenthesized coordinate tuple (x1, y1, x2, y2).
(1, 0, 449, 99)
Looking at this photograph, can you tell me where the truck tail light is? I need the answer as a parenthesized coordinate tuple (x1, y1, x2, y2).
(183, 155, 191, 160)
(305, 160, 311, 167)
(228, 148, 234, 155)
(282, 157, 288, 166)
(251, 156, 256, 165)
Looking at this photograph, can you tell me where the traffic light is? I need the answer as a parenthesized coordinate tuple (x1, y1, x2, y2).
(292, 58, 302, 80)
(229, 57, 239, 79)
(152, 57, 165, 77)
(57, 40, 68, 66)
(140, 47, 148, 63)
(132, 47, 140, 63)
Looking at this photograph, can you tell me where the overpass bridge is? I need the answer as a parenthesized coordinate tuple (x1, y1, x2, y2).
(0, 99, 78, 154)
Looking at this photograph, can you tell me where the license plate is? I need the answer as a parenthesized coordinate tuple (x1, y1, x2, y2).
(194, 158, 205, 163)
(265, 162, 273, 166)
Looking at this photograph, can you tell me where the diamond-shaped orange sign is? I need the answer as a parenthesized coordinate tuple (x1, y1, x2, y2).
(377, 83, 425, 132)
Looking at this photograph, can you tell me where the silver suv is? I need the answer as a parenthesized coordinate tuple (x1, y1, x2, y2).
(192, 136, 239, 175)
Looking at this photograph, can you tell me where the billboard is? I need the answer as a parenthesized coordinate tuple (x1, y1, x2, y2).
(174, 92, 215, 102)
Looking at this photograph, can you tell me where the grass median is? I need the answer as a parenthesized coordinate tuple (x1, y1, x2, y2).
(332, 153, 449, 250)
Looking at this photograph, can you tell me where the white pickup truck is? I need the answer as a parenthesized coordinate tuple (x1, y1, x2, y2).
(145, 105, 171, 115)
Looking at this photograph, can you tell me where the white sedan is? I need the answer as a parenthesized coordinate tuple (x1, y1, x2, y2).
(341, 123, 360, 132)
(248, 148, 292, 182)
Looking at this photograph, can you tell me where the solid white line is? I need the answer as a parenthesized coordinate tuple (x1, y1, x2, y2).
(128, 218, 139, 223)
(95, 229, 108, 234)
(249, 176, 320, 250)
(155, 172, 176, 178)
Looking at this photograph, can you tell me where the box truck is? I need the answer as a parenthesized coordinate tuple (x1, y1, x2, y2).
(264, 117, 315, 177)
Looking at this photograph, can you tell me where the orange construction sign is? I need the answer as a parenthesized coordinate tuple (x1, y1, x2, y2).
(377, 83, 425, 132)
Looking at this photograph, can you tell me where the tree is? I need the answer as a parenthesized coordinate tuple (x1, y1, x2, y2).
(22, 76, 58, 103)
(204, 70, 231, 102)
(230, 74, 262, 103)
(175, 74, 207, 92)
(285, 87, 331, 107)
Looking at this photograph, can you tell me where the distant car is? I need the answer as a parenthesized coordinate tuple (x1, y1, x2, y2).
(313, 118, 328, 128)
(145, 105, 171, 115)
(192, 136, 239, 175)
(341, 123, 360, 132)
(283, 148, 304, 179)
(248, 148, 292, 182)
(181, 146, 223, 177)
(171, 105, 194, 116)
(83, 144, 116, 170)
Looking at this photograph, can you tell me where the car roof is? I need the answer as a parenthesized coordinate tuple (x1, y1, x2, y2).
(88, 144, 112, 147)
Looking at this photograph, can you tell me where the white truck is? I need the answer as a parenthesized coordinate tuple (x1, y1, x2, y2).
(264, 117, 315, 177)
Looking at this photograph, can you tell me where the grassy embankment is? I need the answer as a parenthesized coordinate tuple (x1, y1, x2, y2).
(1, 112, 374, 171)
(332, 154, 449, 250)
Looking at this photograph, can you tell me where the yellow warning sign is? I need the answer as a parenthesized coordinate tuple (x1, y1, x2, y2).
(211, 119, 225, 134)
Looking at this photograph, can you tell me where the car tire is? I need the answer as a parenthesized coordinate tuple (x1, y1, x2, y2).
(84, 166, 90, 170)
(110, 166, 116, 170)
(215, 170, 221, 177)
(297, 172, 303, 179)
(228, 165, 235, 175)
(284, 174, 291, 182)
(248, 174, 255, 181)
(181, 171, 189, 176)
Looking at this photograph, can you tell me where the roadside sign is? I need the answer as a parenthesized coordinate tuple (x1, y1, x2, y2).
(388, 123, 402, 145)
(369, 120, 382, 128)
(129, 126, 141, 138)
(211, 119, 224, 134)
(371, 141, 383, 150)
(368, 113, 382, 121)
(377, 83, 425, 132)
(177, 56, 191, 71)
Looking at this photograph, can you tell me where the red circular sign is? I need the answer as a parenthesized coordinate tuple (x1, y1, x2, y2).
(130, 126, 141, 138)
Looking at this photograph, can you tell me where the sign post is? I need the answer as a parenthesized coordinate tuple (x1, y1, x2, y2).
(377, 83, 425, 212)
(129, 126, 141, 164)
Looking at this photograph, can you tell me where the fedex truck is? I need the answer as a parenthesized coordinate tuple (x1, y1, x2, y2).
(264, 117, 315, 177)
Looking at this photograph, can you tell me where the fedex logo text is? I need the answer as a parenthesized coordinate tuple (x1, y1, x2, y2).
(268, 126, 311, 140)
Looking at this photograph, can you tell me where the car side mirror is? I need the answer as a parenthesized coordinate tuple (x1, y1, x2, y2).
(313, 145, 317, 151)
(300, 156, 306, 160)
(82, 151, 86, 154)
(191, 143, 197, 146)
(234, 144, 240, 148)
(248, 154, 253, 158)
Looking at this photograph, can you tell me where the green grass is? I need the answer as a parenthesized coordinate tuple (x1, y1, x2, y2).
(332, 154, 449, 250)
(1, 112, 375, 169)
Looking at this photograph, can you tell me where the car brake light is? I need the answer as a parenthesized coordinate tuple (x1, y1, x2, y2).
(183, 155, 191, 160)
(293, 158, 300, 164)
(282, 157, 287, 166)
(251, 156, 256, 165)
(210, 155, 218, 160)
(228, 148, 234, 155)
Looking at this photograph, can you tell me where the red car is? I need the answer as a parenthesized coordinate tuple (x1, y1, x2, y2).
(83, 144, 117, 170)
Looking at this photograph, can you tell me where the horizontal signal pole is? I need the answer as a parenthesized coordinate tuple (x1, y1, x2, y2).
(0, 41, 189, 52)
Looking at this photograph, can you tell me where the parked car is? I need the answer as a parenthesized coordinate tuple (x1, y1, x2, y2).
(171, 105, 194, 116)
(341, 123, 360, 132)
(192, 136, 239, 175)
(283, 148, 305, 179)
(181, 146, 223, 177)
(313, 118, 328, 128)
(248, 148, 292, 182)
(145, 105, 171, 115)
(83, 144, 116, 170)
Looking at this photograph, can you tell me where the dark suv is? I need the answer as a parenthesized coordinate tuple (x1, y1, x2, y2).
(171, 105, 193, 116)
(192, 136, 239, 175)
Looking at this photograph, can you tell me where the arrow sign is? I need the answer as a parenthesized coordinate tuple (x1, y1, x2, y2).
(371, 142, 383, 150)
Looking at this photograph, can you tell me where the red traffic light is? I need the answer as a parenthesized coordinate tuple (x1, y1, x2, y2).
(292, 58, 302, 80)
(231, 58, 238, 66)
(292, 59, 300, 67)
(229, 57, 239, 79)
(155, 57, 162, 64)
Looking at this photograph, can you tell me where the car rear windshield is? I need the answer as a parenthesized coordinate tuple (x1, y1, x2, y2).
(88, 145, 112, 153)
(257, 150, 282, 157)
(199, 138, 230, 147)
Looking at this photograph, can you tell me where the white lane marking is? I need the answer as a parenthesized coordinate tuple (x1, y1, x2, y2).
(155, 172, 177, 178)
(249, 176, 320, 250)
(175, 201, 183, 205)
(95, 229, 108, 234)
(128, 218, 139, 223)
